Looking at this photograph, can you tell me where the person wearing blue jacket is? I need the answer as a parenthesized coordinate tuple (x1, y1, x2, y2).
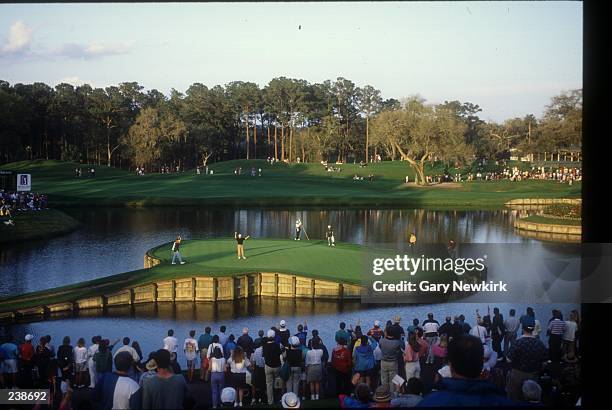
(353, 335, 375, 388)
(417, 334, 518, 407)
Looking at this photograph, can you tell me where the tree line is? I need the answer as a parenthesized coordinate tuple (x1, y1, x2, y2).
(0, 78, 581, 180)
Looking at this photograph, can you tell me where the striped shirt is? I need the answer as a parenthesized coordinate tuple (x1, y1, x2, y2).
(548, 319, 566, 335)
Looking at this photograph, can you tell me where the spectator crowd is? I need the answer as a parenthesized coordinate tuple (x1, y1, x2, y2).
(0, 190, 49, 226)
(0, 307, 581, 408)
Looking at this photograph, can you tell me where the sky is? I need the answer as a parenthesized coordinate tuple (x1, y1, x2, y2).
(0, 1, 582, 122)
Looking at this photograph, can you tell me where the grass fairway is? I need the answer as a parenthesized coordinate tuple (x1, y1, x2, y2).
(0, 239, 374, 312)
(0, 159, 581, 208)
(0, 209, 80, 244)
(522, 215, 582, 226)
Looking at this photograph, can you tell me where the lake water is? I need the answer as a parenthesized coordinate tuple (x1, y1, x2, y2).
(0, 207, 579, 362)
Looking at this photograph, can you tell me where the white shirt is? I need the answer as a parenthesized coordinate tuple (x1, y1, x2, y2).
(482, 346, 497, 371)
(469, 325, 488, 345)
(113, 376, 140, 410)
(87, 344, 99, 361)
(228, 358, 251, 374)
(114, 345, 140, 362)
(74, 346, 88, 364)
(252, 346, 265, 367)
(305, 349, 324, 366)
(533, 319, 542, 337)
(163, 336, 178, 353)
(423, 322, 440, 334)
(210, 357, 226, 373)
(563, 320, 578, 341)
(183, 338, 198, 356)
(437, 365, 451, 378)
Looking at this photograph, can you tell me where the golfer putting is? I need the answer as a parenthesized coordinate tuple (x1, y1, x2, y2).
(234, 232, 250, 259)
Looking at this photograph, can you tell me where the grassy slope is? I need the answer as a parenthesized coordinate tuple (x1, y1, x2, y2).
(0, 239, 373, 312)
(522, 215, 582, 226)
(0, 209, 80, 244)
(0, 159, 581, 208)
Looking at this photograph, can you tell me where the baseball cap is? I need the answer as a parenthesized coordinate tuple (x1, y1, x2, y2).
(221, 387, 236, 404)
(280, 320, 286, 328)
(267, 329, 276, 338)
(25, 334, 33, 341)
(393, 315, 401, 323)
(374, 320, 381, 327)
(281, 392, 301, 408)
(289, 336, 300, 347)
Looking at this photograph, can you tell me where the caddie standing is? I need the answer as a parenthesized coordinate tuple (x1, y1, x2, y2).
(295, 219, 303, 241)
(326, 225, 335, 247)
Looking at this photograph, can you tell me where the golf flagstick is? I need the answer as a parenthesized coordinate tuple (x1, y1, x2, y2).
(303, 226, 310, 241)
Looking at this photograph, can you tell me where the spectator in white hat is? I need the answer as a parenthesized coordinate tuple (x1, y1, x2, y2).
(19, 334, 36, 387)
(285, 337, 304, 394)
(282, 392, 301, 408)
(220, 387, 236, 407)
(521, 379, 542, 404)
(278, 320, 290, 347)
(263, 330, 283, 405)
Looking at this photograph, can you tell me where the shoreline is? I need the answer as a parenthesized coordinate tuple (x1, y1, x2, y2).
(0, 209, 80, 244)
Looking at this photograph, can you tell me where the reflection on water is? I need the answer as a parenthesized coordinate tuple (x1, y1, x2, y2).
(28, 298, 365, 324)
(0, 207, 533, 297)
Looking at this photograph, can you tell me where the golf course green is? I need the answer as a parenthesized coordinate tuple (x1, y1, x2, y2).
(0, 159, 580, 208)
(148, 238, 366, 281)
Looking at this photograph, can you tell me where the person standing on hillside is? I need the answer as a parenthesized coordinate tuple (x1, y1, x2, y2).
(234, 232, 250, 260)
(326, 225, 336, 247)
(171, 236, 186, 265)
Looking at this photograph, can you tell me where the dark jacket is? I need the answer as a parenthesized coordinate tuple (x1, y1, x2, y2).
(417, 378, 519, 407)
(237, 334, 254, 355)
(57, 345, 74, 370)
(262, 342, 282, 368)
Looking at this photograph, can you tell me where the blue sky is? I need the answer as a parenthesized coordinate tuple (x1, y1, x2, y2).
(0, 2, 582, 122)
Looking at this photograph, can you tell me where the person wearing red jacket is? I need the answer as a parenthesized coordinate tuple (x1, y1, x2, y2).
(331, 338, 352, 395)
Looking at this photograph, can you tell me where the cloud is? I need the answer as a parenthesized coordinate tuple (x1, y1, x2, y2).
(54, 41, 134, 59)
(1, 21, 33, 54)
(56, 76, 95, 87)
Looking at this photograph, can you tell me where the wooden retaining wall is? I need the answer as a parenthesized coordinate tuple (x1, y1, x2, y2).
(514, 219, 581, 237)
(513, 228, 581, 244)
(0, 252, 364, 321)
